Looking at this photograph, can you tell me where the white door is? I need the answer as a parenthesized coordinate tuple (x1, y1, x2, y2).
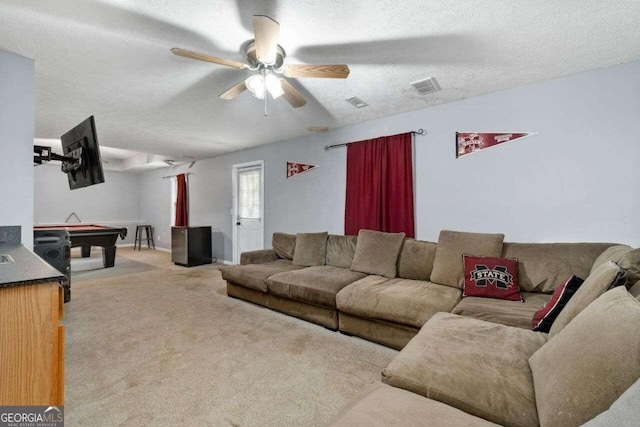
(233, 161, 264, 264)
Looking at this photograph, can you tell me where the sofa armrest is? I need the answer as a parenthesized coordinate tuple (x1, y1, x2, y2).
(240, 249, 279, 265)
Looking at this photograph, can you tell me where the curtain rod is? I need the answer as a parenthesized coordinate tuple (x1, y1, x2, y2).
(162, 172, 194, 179)
(324, 129, 427, 151)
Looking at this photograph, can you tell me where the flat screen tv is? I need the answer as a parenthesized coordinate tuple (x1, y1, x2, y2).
(61, 116, 105, 190)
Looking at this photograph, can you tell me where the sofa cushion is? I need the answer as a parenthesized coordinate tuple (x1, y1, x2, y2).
(501, 242, 614, 293)
(220, 259, 305, 292)
(591, 244, 640, 285)
(462, 255, 522, 301)
(451, 291, 551, 329)
(431, 230, 504, 289)
(397, 238, 437, 281)
(582, 378, 640, 427)
(337, 275, 461, 329)
(532, 275, 584, 333)
(240, 249, 279, 265)
(292, 232, 328, 266)
(383, 312, 546, 427)
(326, 234, 358, 268)
(529, 287, 640, 427)
(328, 383, 500, 427)
(266, 266, 366, 308)
(549, 261, 625, 338)
(350, 229, 405, 278)
(630, 280, 640, 298)
(272, 232, 296, 260)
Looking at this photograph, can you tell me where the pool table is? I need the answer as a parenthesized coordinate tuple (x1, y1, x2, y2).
(34, 224, 128, 268)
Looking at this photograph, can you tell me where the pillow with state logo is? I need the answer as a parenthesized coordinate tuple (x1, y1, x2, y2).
(463, 255, 523, 301)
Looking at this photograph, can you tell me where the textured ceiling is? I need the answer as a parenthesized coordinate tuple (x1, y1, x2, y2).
(2, 0, 640, 160)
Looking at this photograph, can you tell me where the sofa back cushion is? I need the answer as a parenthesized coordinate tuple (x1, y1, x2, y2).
(590, 245, 640, 286)
(430, 230, 505, 289)
(397, 239, 437, 281)
(272, 232, 296, 260)
(326, 234, 358, 268)
(350, 229, 405, 278)
(292, 232, 328, 266)
(549, 261, 625, 338)
(529, 287, 640, 427)
(501, 242, 614, 293)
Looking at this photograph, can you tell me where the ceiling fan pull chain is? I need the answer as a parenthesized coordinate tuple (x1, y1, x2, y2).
(264, 92, 268, 116)
(263, 68, 268, 116)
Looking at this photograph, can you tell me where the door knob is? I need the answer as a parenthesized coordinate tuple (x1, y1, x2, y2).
(236, 222, 241, 226)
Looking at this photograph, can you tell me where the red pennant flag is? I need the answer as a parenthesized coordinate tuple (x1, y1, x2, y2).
(456, 132, 537, 158)
(287, 161, 318, 178)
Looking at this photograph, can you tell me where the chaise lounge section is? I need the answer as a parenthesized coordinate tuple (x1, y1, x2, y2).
(223, 233, 365, 329)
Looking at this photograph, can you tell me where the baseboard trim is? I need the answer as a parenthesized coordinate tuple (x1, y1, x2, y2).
(117, 244, 232, 264)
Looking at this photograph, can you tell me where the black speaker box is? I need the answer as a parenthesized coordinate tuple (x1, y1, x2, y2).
(34, 229, 71, 302)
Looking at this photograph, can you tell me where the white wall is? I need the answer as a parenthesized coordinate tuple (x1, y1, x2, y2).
(33, 164, 141, 245)
(0, 49, 34, 247)
(139, 60, 640, 261)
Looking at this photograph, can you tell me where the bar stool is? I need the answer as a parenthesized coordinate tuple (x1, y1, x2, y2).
(134, 225, 155, 250)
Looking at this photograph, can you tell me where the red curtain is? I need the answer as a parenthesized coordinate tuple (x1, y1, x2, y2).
(175, 173, 189, 227)
(345, 132, 415, 237)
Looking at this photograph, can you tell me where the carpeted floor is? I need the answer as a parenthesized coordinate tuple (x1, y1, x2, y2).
(65, 248, 397, 426)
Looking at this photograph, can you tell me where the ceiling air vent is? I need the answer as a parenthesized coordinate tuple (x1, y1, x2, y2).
(345, 96, 369, 108)
(410, 77, 441, 95)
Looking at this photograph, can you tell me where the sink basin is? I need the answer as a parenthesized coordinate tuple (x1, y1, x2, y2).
(0, 254, 15, 264)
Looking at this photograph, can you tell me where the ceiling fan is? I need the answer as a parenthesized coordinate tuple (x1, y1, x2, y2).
(171, 15, 350, 115)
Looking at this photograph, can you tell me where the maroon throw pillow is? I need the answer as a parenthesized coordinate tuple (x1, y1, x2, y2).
(532, 275, 584, 333)
(463, 255, 522, 301)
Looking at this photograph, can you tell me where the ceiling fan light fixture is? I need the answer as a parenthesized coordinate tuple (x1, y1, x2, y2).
(245, 72, 284, 100)
(245, 74, 265, 98)
(265, 73, 284, 99)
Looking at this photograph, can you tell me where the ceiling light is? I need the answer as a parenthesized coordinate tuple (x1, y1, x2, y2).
(265, 73, 284, 99)
(245, 71, 283, 100)
(245, 74, 265, 99)
(346, 96, 368, 108)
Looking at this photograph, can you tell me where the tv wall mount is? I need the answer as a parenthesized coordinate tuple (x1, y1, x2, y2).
(34, 145, 83, 173)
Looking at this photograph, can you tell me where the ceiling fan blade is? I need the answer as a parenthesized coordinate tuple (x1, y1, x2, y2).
(219, 81, 248, 100)
(283, 64, 350, 79)
(279, 79, 307, 108)
(170, 48, 248, 70)
(253, 15, 279, 64)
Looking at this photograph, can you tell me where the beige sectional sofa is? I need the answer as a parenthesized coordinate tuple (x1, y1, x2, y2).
(220, 229, 640, 426)
(221, 230, 616, 348)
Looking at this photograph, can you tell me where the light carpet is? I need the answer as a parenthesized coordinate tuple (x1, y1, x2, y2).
(65, 250, 397, 426)
(71, 252, 159, 282)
